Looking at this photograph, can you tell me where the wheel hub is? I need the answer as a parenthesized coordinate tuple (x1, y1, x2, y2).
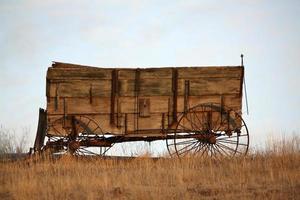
(193, 133, 216, 144)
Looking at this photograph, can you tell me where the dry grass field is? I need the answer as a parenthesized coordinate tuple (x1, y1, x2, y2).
(0, 136, 299, 200)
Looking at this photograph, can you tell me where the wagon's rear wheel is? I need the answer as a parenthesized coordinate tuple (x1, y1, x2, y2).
(166, 103, 249, 158)
(45, 116, 113, 156)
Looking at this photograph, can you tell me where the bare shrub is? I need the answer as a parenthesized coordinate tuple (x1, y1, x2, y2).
(0, 126, 15, 154)
(0, 126, 29, 154)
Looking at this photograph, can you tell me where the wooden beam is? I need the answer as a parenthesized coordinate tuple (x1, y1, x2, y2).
(184, 80, 190, 112)
(172, 68, 178, 123)
(33, 108, 47, 151)
(110, 69, 118, 125)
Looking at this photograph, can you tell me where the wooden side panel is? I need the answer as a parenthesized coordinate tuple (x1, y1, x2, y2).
(139, 68, 172, 79)
(177, 78, 241, 96)
(139, 98, 150, 117)
(48, 80, 111, 97)
(138, 114, 164, 130)
(178, 67, 242, 78)
(176, 95, 242, 113)
(47, 68, 112, 80)
(149, 97, 169, 113)
(118, 79, 172, 96)
(45, 64, 244, 136)
(124, 114, 135, 132)
(47, 96, 171, 116)
(47, 97, 111, 115)
(117, 96, 169, 113)
(47, 114, 122, 136)
(140, 79, 172, 96)
(118, 80, 135, 96)
(189, 78, 241, 96)
(118, 69, 135, 79)
(47, 66, 243, 97)
(118, 68, 172, 79)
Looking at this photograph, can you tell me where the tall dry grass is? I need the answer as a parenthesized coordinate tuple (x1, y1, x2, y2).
(0, 135, 299, 200)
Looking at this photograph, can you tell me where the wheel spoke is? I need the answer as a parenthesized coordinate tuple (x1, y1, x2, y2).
(102, 143, 115, 155)
(200, 144, 209, 157)
(185, 113, 197, 130)
(178, 123, 194, 132)
(215, 143, 232, 156)
(217, 134, 248, 140)
(216, 142, 241, 154)
(176, 141, 198, 154)
(79, 147, 100, 156)
(174, 139, 197, 146)
(212, 145, 224, 157)
(217, 140, 238, 145)
(178, 142, 199, 156)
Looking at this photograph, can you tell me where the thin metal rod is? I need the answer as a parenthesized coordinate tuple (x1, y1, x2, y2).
(241, 54, 249, 115)
(244, 70, 249, 115)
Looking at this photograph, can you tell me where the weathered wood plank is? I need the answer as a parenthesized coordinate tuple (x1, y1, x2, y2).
(52, 62, 100, 69)
(47, 68, 112, 79)
(178, 67, 243, 78)
(47, 95, 241, 116)
(138, 114, 165, 130)
(47, 96, 171, 115)
(48, 80, 111, 97)
(47, 97, 111, 114)
(118, 68, 172, 79)
(47, 114, 122, 136)
(176, 95, 242, 113)
(118, 79, 172, 96)
(186, 78, 241, 96)
(48, 77, 241, 98)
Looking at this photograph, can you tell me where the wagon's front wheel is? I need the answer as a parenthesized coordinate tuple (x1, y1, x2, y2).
(166, 103, 249, 159)
(45, 116, 113, 156)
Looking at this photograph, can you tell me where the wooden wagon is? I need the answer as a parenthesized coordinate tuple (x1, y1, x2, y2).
(33, 57, 249, 158)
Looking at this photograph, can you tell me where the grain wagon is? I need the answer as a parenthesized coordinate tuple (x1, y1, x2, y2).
(33, 56, 249, 158)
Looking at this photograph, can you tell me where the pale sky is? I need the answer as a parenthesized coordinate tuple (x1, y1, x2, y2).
(0, 0, 299, 149)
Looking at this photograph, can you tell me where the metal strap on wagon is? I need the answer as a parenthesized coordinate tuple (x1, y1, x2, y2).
(172, 68, 178, 123)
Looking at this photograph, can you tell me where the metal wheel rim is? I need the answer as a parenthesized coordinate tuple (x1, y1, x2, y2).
(167, 103, 249, 158)
(46, 115, 113, 156)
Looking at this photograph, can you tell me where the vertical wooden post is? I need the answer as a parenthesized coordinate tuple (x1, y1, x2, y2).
(172, 68, 178, 123)
(55, 83, 59, 111)
(33, 108, 47, 152)
(89, 84, 93, 104)
(63, 98, 67, 127)
(207, 110, 212, 130)
(70, 116, 78, 140)
(220, 95, 224, 124)
(227, 110, 231, 131)
(167, 98, 170, 126)
(161, 113, 165, 133)
(239, 66, 244, 98)
(124, 113, 128, 135)
(134, 69, 140, 133)
(184, 80, 190, 113)
(110, 69, 118, 125)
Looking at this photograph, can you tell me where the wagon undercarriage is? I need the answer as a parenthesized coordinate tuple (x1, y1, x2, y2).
(36, 103, 249, 158)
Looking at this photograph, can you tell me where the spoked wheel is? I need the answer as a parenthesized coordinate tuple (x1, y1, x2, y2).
(45, 116, 114, 156)
(166, 103, 249, 159)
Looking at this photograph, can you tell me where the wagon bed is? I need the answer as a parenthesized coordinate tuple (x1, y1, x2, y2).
(33, 60, 249, 158)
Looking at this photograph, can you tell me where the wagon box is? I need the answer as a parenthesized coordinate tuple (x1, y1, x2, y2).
(33, 59, 249, 158)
